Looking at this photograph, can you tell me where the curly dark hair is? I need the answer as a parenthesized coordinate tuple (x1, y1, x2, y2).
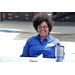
(32, 12, 54, 32)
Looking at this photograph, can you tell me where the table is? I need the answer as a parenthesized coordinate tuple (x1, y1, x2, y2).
(0, 56, 75, 62)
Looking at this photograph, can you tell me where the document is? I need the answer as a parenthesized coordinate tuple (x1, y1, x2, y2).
(21, 54, 43, 62)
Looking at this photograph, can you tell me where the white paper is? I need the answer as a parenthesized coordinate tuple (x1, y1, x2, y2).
(21, 54, 43, 62)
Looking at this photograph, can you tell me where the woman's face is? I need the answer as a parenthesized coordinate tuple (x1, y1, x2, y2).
(37, 21, 49, 38)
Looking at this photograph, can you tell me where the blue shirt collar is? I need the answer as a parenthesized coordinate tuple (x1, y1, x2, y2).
(46, 34, 51, 41)
(36, 34, 51, 41)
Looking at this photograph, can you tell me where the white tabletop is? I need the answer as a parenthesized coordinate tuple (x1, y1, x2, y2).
(0, 56, 75, 62)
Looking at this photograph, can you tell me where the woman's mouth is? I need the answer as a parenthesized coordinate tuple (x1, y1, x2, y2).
(40, 31, 45, 34)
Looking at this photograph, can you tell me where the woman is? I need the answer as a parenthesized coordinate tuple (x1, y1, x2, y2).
(20, 13, 61, 58)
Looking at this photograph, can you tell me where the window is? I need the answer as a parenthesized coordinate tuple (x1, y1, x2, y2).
(25, 14, 29, 16)
(8, 13, 12, 16)
(25, 17, 29, 20)
(8, 17, 12, 19)
(65, 17, 69, 19)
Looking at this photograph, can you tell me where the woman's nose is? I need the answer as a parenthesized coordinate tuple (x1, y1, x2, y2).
(41, 27, 44, 30)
